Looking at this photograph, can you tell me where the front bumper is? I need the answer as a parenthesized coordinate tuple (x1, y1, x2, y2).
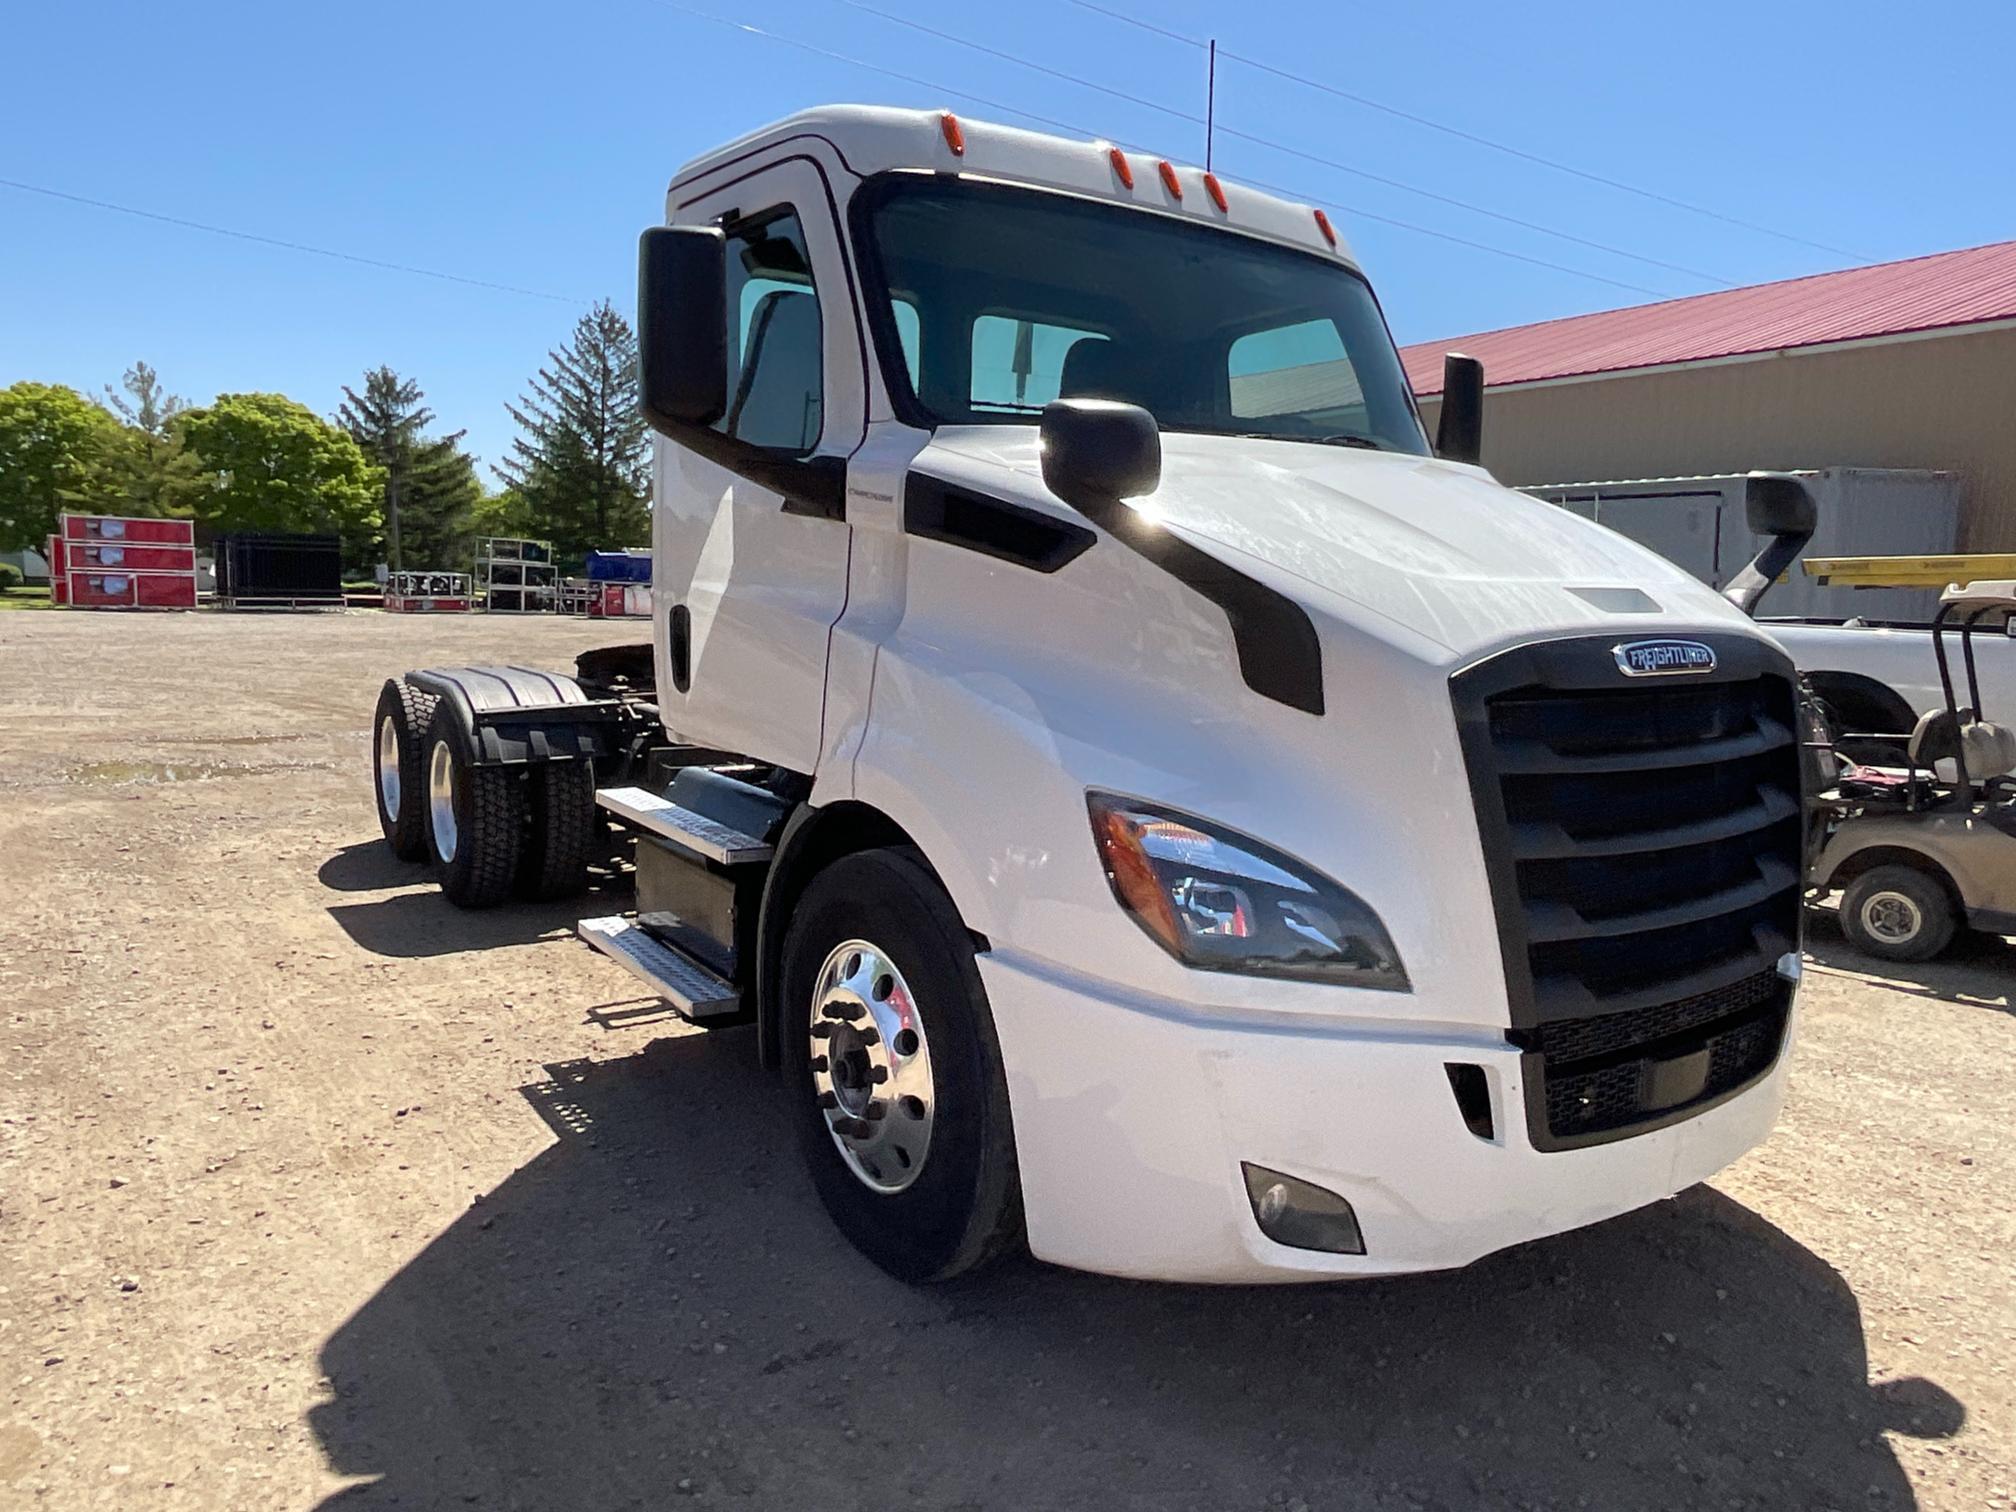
(979, 951, 1794, 1283)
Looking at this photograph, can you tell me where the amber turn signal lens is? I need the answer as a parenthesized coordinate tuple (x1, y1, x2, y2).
(1089, 805, 1183, 955)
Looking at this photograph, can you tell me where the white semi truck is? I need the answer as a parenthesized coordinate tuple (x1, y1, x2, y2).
(370, 106, 1808, 1284)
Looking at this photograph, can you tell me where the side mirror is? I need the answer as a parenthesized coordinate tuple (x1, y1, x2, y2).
(637, 225, 728, 434)
(1039, 399, 1161, 507)
(1434, 352, 1484, 465)
(1723, 472, 1820, 616)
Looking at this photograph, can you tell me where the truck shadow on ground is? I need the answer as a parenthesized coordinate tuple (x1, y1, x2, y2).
(319, 847, 636, 958)
(1804, 908, 2016, 1015)
(310, 1033, 1961, 1512)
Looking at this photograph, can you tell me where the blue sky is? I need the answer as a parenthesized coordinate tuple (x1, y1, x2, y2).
(4, 0, 2011, 475)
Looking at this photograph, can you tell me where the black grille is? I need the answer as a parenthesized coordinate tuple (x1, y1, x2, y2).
(1453, 635, 1803, 1150)
(1530, 967, 1781, 1066)
(1542, 995, 1787, 1141)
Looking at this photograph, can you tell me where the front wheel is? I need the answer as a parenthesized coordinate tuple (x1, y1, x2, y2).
(779, 848, 1022, 1283)
(1840, 864, 1957, 962)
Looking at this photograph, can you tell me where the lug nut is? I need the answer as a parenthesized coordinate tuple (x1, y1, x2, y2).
(810, 1023, 834, 1040)
(868, 1065, 888, 1084)
(864, 1101, 887, 1121)
(858, 1028, 880, 1046)
(809, 1055, 829, 1072)
(817, 1091, 838, 1109)
(822, 1002, 864, 1022)
(839, 1117, 873, 1139)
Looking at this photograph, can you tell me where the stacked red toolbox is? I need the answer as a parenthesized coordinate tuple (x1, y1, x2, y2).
(55, 515, 198, 610)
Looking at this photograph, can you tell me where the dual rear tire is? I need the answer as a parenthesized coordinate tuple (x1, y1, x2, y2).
(371, 678, 595, 907)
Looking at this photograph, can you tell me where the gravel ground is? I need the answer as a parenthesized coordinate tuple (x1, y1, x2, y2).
(0, 610, 2009, 1512)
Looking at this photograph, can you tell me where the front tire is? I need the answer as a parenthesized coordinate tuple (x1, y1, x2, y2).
(1840, 864, 1956, 962)
(373, 679, 437, 861)
(422, 704, 525, 909)
(780, 848, 1022, 1283)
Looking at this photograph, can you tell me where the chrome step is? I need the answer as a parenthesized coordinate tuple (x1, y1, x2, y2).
(577, 915, 742, 1020)
(595, 785, 773, 865)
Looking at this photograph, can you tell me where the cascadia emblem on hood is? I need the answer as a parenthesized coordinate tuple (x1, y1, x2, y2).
(1613, 639, 1718, 677)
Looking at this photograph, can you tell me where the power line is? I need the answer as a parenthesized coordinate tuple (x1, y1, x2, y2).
(0, 177, 586, 305)
(1066, 0, 1869, 261)
(656, 0, 1670, 297)
(834, 0, 1733, 287)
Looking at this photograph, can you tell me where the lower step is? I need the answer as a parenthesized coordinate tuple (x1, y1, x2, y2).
(577, 915, 742, 1020)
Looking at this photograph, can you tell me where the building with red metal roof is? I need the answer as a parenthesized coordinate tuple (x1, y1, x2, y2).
(1401, 240, 2016, 549)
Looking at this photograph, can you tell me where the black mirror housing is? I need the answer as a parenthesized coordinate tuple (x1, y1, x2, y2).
(1435, 352, 1484, 465)
(1744, 472, 1820, 539)
(1724, 472, 1821, 616)
(1039, 399, 1161, 506)
(638, 225, 728, 434)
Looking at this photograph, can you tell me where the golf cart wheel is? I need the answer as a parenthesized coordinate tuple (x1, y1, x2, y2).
(779, 847, 1022, 1283)
(517, 757, 597, 901)
(373, 679, 438, 861)
(1840, 865, 1956, 963)
(422, 702, 525, 909)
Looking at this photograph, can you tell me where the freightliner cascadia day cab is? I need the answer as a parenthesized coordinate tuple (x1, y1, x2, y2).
(370, 106, 1809, 1284)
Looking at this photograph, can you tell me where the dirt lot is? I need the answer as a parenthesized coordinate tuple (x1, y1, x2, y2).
(0, 610, 2010, 1512)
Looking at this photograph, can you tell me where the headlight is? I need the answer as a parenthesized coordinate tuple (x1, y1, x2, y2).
(1086, 792, 1409, 990)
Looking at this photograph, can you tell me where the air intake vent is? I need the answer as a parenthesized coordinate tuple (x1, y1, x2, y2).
(1453, 633, 1800, 1151)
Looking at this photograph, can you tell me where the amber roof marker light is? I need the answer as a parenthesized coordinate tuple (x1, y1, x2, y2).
(1313, 209, 1338, 248)
(1156, 160, 1182, 200)
(1203, 172, 1229, 213)
(940, 111, 965, 156)
(1107, 146, 1135, 189)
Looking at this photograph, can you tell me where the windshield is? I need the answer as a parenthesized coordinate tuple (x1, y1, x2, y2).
(857, 174, 1430, 455)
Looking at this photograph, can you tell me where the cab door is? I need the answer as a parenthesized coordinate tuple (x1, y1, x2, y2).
(654, 158, 863, 773)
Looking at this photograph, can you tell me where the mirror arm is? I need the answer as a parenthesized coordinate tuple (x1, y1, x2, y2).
(1722, 528, 1814, 616)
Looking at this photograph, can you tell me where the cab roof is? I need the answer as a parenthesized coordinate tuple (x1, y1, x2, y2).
(668, 104, 1359, 269)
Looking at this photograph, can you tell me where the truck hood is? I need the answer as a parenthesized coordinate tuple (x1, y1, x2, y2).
(926, 426, 1747, 656)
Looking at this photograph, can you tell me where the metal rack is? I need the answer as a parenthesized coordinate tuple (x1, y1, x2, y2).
(476, 537, 556, 613)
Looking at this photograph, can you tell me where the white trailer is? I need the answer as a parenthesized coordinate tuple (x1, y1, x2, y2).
(368, 107, 1808, 1284)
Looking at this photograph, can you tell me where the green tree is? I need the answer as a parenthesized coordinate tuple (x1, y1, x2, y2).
(336, 367, 482, 572)
(98, 360, 201, 518)
(496, 300, 649, 562)
(466, 485, 534, 548)
(178, 393, 383, 569)
(0, 382, 126, 551)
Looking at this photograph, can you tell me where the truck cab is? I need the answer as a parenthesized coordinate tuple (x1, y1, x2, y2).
(378, 106, 1806, 1284)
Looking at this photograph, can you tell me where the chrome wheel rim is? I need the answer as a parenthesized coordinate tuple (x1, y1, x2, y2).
(809, 938, 935, 1194)
(428, 739, 459, 863)
(376, 714, 401, 820)
(1860, 891, 1921, 944)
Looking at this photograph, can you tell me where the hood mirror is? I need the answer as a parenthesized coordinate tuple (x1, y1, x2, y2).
(1723, 472, 1820, 616)
(1039, 399, 1162, 509)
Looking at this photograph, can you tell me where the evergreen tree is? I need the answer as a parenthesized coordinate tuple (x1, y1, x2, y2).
(337, 367, 481, 572)
(98, 360, 200, 518)
(495, 301, 649, 563)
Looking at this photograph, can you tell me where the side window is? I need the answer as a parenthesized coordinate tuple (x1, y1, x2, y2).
(890, 298, 922, 392)
(1227, 318, 1367, 434)
(719, 210, 823, 453)
(970, 314, 1107, 414)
